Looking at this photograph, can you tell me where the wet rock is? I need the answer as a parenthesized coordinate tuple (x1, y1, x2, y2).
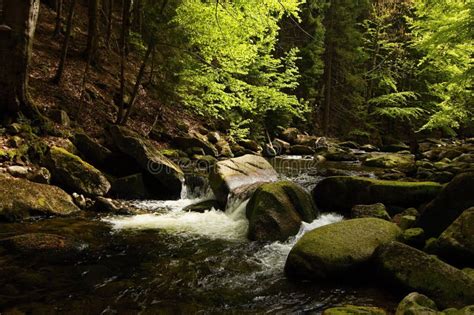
(281, 128, 299, 144)
(363, 153, 415, 172)
(402, 228, 425, 248)
(395, 292, 439, 315)
(323, 305, 386, 315)
(0, 233, 85, 260)
(44, 146, 111, 197)
(435, 207, 474, 266)
(183, 200, 221, 213)
(417, 172, 474, 237)
(73, 132, 113, 167)
(312, 176, 442, 215)
(93, 197, 137, 215)
(174, 134, 218, 157)
(381, 142, 410, 153)
(72, 192, 88, 209)
(351, 203, 391, 221)
(289, 145, 315, 155)
(209, 154, 278, 206)
(374, 241, 474, 309)
(246, 181, 318, 241)
(285, 218, 401, 279)
(110, 173, 149, 199)
(0, 177, 80, 221)
(108, 125, 184, 199)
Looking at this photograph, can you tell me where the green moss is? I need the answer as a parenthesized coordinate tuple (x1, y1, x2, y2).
(323, 305, 386, 315)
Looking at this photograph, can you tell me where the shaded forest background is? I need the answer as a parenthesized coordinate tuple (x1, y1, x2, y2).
(4, 0, 474, 145)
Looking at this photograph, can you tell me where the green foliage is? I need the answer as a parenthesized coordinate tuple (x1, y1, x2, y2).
(411, 0, 474, 131)
(168, 0, 308, 136)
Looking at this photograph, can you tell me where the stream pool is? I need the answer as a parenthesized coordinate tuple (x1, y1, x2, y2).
(0, 157, 401, 314)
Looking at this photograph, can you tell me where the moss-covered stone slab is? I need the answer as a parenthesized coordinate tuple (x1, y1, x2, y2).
(418, 172, 474, 237)
(209, 154, 278, 206)
(374, 241, 474, 309)
(246, 181, 318, 241)
(363, 153, 415, 171)
(312, 176, 442, 214)
(351, 203, 391, 221)
(285, 218, 401, 279)
(323, 305, 387, 315)
(0, 177, 80, 221)
(44, 146, 111, 196)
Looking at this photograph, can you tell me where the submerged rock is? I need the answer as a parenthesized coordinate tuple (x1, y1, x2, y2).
(285, 218, 401, 279)
(435, 207, 474, 266)
(0, 177, 80, 221)
(374, 241, 474, 309)
(312, 176, 441, 215)
(108, 125, 184, 199)
(395, 292, 439, 315)
(417, 172, 474, 237)
(209, 154, 278, 206)
(246, 181, 318, 241)
(323, 305, 386, 315)
(44, 146, 111, 197)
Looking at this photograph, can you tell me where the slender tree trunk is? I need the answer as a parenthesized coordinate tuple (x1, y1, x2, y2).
(132, 0, 142, 34)
(84, 0, 100, 63)
(0, 0, 41, 117)
(115, 0, 131, 124)
(53, 0, 62, 37)
(53, 0, 76, 84)
(120, 43, 153, 125)
(105, 0, 113, 48)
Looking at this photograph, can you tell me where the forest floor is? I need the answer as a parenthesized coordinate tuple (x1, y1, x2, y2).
(28, 2, 205, 143)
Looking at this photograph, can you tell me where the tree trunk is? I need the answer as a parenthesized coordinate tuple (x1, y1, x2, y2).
(115, 0, 131, 124)
(53, 0, 76, 84)
(0, 0, 40, 117)
(132, 0, 142, 34)
(105, 0, 113, 48)
(53, 0, 62, 37)
(120, 43, 153, 125)
(84, 0, 100, 63)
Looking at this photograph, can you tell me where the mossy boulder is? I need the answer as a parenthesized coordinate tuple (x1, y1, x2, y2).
(395, 292, 439, 315)
(374, 241, 474, 309)
(209, 154, 278, 206)
(108, 125, 184, 199)
(351, 203, 391, 221)
(285, 218, 401, 279)
(73, 132, 113, 167)
(44, 146, 111, 196)
(246, 181, 318, 241)
(110, 173, 149, 199)
(435, 207, 474, 266)
(362, 153, 415, 172)
(312, 176, 442, 215)
(417, 172, 474, 237)
(0, 177, 80, 221)
(323, 305, 386, 315)
(402, 228, 425, 248)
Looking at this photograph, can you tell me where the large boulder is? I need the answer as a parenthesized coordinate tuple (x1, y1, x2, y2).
(44, 146, 111, 196)
(395, 292, 439, 315)
(173, 134, 219, 157)
(110, 173, 149, 199)
(417, 172, 474, 237)
(374, 241, 474, 309)
(0, 177, 80, 221)
(209, 154, 278, 206)
(108, 125, 184, 199)
(312, 176, 442, 215)
(285, 218, 401, 279)
(434, 207, 474, 266)
(246, 181, 318, 241)
(362, 153, 416, 172)
(73, 132, 113, 168)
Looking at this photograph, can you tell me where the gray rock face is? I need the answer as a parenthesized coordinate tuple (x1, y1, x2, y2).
(285, 218, 401, 279)
(44, 146, 111, 197)
(209, 154, 278, 206)
(246, 181, 318, 241)
(0, 177, 80, 221)
(418, 172, 474, 237)
(374, 241, 474, 309)
(108, 125, 184, 199)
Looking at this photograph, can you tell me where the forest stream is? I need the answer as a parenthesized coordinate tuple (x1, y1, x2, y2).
(0, 156, 401, 314)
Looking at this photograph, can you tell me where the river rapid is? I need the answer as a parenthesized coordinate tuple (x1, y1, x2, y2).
(0, 156, 401, 313)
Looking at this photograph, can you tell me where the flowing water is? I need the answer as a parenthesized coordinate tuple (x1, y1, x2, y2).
(0, 156, 400, 314)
